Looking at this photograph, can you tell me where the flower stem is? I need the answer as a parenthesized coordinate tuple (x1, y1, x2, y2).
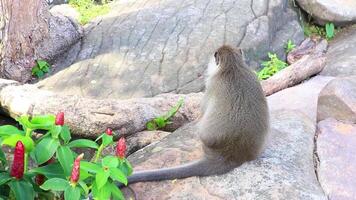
(94, 144, 104, 163)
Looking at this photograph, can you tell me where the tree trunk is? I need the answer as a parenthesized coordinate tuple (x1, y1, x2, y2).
(0, 0, 50, 82)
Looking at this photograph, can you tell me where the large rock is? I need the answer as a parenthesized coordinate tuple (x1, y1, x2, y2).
(127, 110, 325, 199)
(296, 0, 356, 26)
(37, 0, 304, 99)
(317, 76, 356, 123)
(321, 26, 356, 77)
(316, 119, 356, 200)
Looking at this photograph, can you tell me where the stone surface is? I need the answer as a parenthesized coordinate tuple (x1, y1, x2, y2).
(268, 75, 333, 122)
(127, 110, 326, 199)
(317, 76, 356, 123)
(37, 0, 304, 99)
(316, 119, 356, 200)
(50, 4, 80, 23)
(296, 0, 356, 26)
(0, 79, 202, 137)
(321, 26, 356, 77)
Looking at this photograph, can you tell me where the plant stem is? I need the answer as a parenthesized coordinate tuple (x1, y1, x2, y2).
(93, 144, 104, 163)
(24, 128, 32, 173)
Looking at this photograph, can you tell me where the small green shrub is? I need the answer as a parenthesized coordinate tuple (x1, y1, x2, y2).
(69, 0, 110, 25)
(31, 60, 51, 78)
(284, 39, 296, 53)
(257, 53, 288, 80)
(146, 98, 184, 131)
(303, 22, 326, 38)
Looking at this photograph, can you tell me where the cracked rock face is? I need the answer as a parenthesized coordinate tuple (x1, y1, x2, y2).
(316, 119, 356, 200)
(37, 0, 303, 99)
(296, 0, 356, 26)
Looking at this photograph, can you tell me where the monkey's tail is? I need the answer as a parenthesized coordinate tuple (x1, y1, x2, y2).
(126, 158, 216, 185)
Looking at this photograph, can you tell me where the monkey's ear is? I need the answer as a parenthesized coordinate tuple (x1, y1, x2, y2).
(214, 52, 219, 65)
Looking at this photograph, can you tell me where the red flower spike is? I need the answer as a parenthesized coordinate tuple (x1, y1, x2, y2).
(70, 153, 84, 184)
(55, 112, 64, 126)
(10, 141, 25, 179)
(116, 137, 126, 159)
(106, 128, 113, 136)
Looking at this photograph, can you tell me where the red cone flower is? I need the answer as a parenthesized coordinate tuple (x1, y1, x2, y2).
(116, 137, 126, 159)
(106, 128, 113, 136)
(70, 153, 84, 184)
(10, 141, 25, 179)
(55, 112, 64, 126)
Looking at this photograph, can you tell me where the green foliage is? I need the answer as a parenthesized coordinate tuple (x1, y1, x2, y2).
(146, 98, 184, 131)
(303, 22, 336, 40)
(0, 113, 133, 200)
(69, 0, 111, 24)
(257, 53, 288, 80)
(325, 22, 335, 40)
(284, 39, 296, 53)
(31, 60, 51, 78)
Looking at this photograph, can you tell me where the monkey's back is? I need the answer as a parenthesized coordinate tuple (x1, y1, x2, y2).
(199, 64, 269, 164)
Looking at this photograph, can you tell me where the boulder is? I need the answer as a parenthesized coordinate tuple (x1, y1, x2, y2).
(317, 76, 356, 123)
(316, 119, 356, 200)
(37, 0, 304, 99)
(321, 26, 356, 77)
(50, 4, 80, 23)
(126, 110, 326, 199)
(296, 0, 356, 26)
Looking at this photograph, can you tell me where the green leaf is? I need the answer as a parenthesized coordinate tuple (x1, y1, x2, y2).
(0, 173, 11, 185)
(146, 121, 157, 131)
(154, 117, 166, 129)
(0, 125, 24, 137)
(40, 178, 69, 191)
(29, 163, 65, 179)
(78, 180, 89, 195)
(102, 156, 119, 168)
(8, 180, 35, 200)
(50, 125, 62, 138)
(33, 137, 60, 165)
(109, 182, 125, 200)
(79, 168, 92, 181)
(325, 22, 335, 39)
(2, 134, 34, 152)
(30, 115, 55, 130)
(64, 185, 81, 200)
(164, 98, 184, 120)
(68, 139, 98, 149)
(35, 70, 44, 78)
(0, 148, 7, 167)
(91, 182, 111, 200)
(122, 158, 133, 176)
(109, 168, 127, 185)
(80, 161, 101, 173)
(102, 134, 113, 146)
(56, 146, 74, 176)
(96, 168, 110, 189)
(60, 125, 71, 144)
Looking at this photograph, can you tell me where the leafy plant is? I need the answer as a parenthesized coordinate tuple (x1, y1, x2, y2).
(146, 98, 184, 131)
(257, 53, 288, 80)
(303, 22, 326, 38)
(31, 60, 51, 78)
(284, 39, 296, 53)
(325, 22, 335, 40)
(0, 112, 132, 200)
(69, 0, 111, 24)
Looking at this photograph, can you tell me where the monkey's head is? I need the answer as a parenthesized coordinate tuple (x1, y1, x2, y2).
(214, 45, 244, 69)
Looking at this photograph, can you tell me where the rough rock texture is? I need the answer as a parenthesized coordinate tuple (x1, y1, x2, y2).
(316, 119, 356, 200)
(127, 110, 326, 199)
(321, 26, 356, 77)
(317, 77, 356, 123)
(268, 75, 333, 121)
(296, 0, 356, 26)
(37, 0, 304, 99)
(50, 4, 80, 23)
(0, 79, 201, 137)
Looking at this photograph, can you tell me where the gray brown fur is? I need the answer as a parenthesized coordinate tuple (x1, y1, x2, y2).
(124, 45, 269, 185)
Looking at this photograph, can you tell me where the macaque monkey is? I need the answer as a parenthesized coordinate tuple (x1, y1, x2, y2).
(125, 45, 269, 184)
